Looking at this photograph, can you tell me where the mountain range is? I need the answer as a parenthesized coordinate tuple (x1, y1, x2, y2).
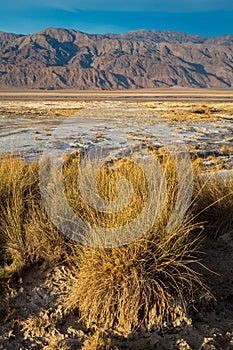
(0, 28, 233, 89)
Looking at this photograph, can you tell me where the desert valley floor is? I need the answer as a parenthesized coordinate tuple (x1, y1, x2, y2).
(0, 90, 233, 350)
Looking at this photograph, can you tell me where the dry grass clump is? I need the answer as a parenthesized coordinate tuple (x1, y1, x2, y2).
(65, 224, 203, 335)
(62, 152, 206, 335)
(0, 156, 66, 279)
(24, 202, 66, 267)
(0, 156, 37, 277)
(193, 169, 233, 237)
(62, 154, 149, 230)
(139, 102, 233, 122)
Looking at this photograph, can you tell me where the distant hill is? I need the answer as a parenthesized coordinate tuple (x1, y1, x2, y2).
(0, 28, 233, 89)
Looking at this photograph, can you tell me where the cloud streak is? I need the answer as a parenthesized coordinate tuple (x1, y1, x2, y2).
(2, 0, 233, 12)
(45, 0, 233, 12)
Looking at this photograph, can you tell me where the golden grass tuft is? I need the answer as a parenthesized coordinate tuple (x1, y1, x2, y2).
(65, 229, 203, 335)
(0, 156, 66, 279)
(193, 168, 233, 237)
(62, 152, 206, 335)
(0, 156, 37, 276)
(24, 202, 66, 267)
(62, 154, 149, 229)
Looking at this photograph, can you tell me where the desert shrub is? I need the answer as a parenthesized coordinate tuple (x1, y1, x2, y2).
(0, 156, 38, 276)
(62, 152, 206, 335)
(65, 225, 203, 335)
(24, 201, 67, 267)
(0, 156, 66, 279)
(193, 169, 233, 237)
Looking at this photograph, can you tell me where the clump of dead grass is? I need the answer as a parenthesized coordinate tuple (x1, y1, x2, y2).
(0, 156, 37, 276)
(193, 168, 233, 237)
(0, 156, 66, 279)
(65, 225, 203, 335)
(62, 152, 207, 335)
(24, 201, 66, 267)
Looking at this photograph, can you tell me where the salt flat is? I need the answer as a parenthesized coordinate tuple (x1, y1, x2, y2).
(0, 99, 232, 169)
(0, 89, 233, 102)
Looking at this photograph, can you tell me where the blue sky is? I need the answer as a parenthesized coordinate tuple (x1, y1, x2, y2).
(0, 0, 233, 36)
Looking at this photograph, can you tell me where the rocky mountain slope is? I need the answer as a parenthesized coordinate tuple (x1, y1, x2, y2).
(0, 28, 233, 89)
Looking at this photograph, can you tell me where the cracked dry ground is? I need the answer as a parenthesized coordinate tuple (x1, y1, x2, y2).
(0, 229, 233, 350)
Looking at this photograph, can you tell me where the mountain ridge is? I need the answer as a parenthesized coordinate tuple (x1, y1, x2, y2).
(0, 28, 233, 89)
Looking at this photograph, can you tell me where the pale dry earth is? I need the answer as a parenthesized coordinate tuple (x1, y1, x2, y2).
(0, 99, 232, 167)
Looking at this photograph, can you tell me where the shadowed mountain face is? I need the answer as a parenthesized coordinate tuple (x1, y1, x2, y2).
(0, 28, 233, 89)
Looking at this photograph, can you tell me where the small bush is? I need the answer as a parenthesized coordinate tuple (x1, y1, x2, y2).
(0, 156, 66, 279)
(63, 153, 206, 335)
(193, 169, 233, 237)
